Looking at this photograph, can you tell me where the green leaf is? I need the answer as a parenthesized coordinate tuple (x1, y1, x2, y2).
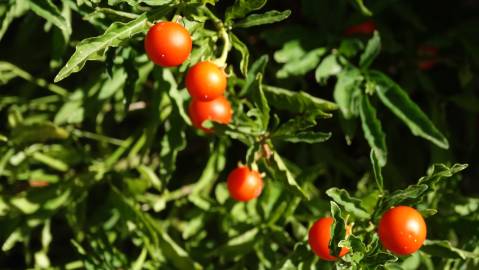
(329, 201, 347, 257)
(250, 74, 270, 130)
(274, 40, 306, 63)
(234, 10, 291, 28)
(27, 0, 71, 40)
(370, 149, 384, 192)
(369, 70, 449, 149)
(351, 0, 373, 16)
(359, 94, 387, 166)
(262, 85, 338, 116)
(270, 152, 308, 200)
(359, 31, 381, 68)
(11, 122, 69, 145)
(333, 68, 362, 118)
(418, 163, 468, 187)
(274, 131, 331, 144)
(315, 54, 342, 84)
(276, 48, 326, 78)
(225, 0, 266, 22)
(137, 165, 163, 192)
(54, 14, 149, 82)
(422, 240, 479, 259)
(326, 188, 370, 219)
(0, 0, 29, 42)
(231, 33, 250, 75)
(239, 55, 268, 96)
(158, 230, 203, 270)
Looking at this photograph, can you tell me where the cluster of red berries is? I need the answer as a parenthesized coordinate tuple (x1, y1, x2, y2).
(144, 21, 232, 133)
(145, 21, 262, 202)
(309, 206, 427, 260)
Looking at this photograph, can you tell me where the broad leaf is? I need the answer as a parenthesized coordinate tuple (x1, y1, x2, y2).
(276, 48, 326, 78)
(326, 188, 370, 219)
(334, 68, 362, 118)
(262, 85, 338, 117)
(315, 54, 342, 84)
(369, 70, 449, 149)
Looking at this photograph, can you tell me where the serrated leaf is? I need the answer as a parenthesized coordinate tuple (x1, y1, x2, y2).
(359, 94, 387, 166)
(315, 54, 343, 84)
(369, 70, 449, 149)
(334, 68, 362, 118)
(231, 33, 249, 75)
(225, 0, 266, 22)
(359, 31, 381, 68)
(234, 10, 291, 28)
(54, 14, 149, 82)
(262, 84, 337, 116)
(326, 188, 370, 219)
(276, 48, 326, 78)
(418, 163, 468, 187)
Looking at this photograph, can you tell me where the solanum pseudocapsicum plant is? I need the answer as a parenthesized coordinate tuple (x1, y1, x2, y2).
(0, 0, 478, 269)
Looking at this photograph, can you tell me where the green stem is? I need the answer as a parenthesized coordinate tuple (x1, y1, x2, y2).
(203, 8, 231, 67)
(72, 129, 124, 146)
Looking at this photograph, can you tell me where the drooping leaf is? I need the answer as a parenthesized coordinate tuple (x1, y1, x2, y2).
(359, 94, 387, 166)
(231, 33, 250, 75)
(369, 70, 449, 149)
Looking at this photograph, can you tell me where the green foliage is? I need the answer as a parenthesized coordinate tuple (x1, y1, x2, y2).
(1, 0, 479, 269)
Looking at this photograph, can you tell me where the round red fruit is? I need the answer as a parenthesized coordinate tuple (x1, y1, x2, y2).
(144, 21, 192, 67)
(308, 217, 350, 260)
(186, 61, 227, 101)
(227, 166, 263, 202)
(378, 206, 427, 255)
(188, 96, 232, 132)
